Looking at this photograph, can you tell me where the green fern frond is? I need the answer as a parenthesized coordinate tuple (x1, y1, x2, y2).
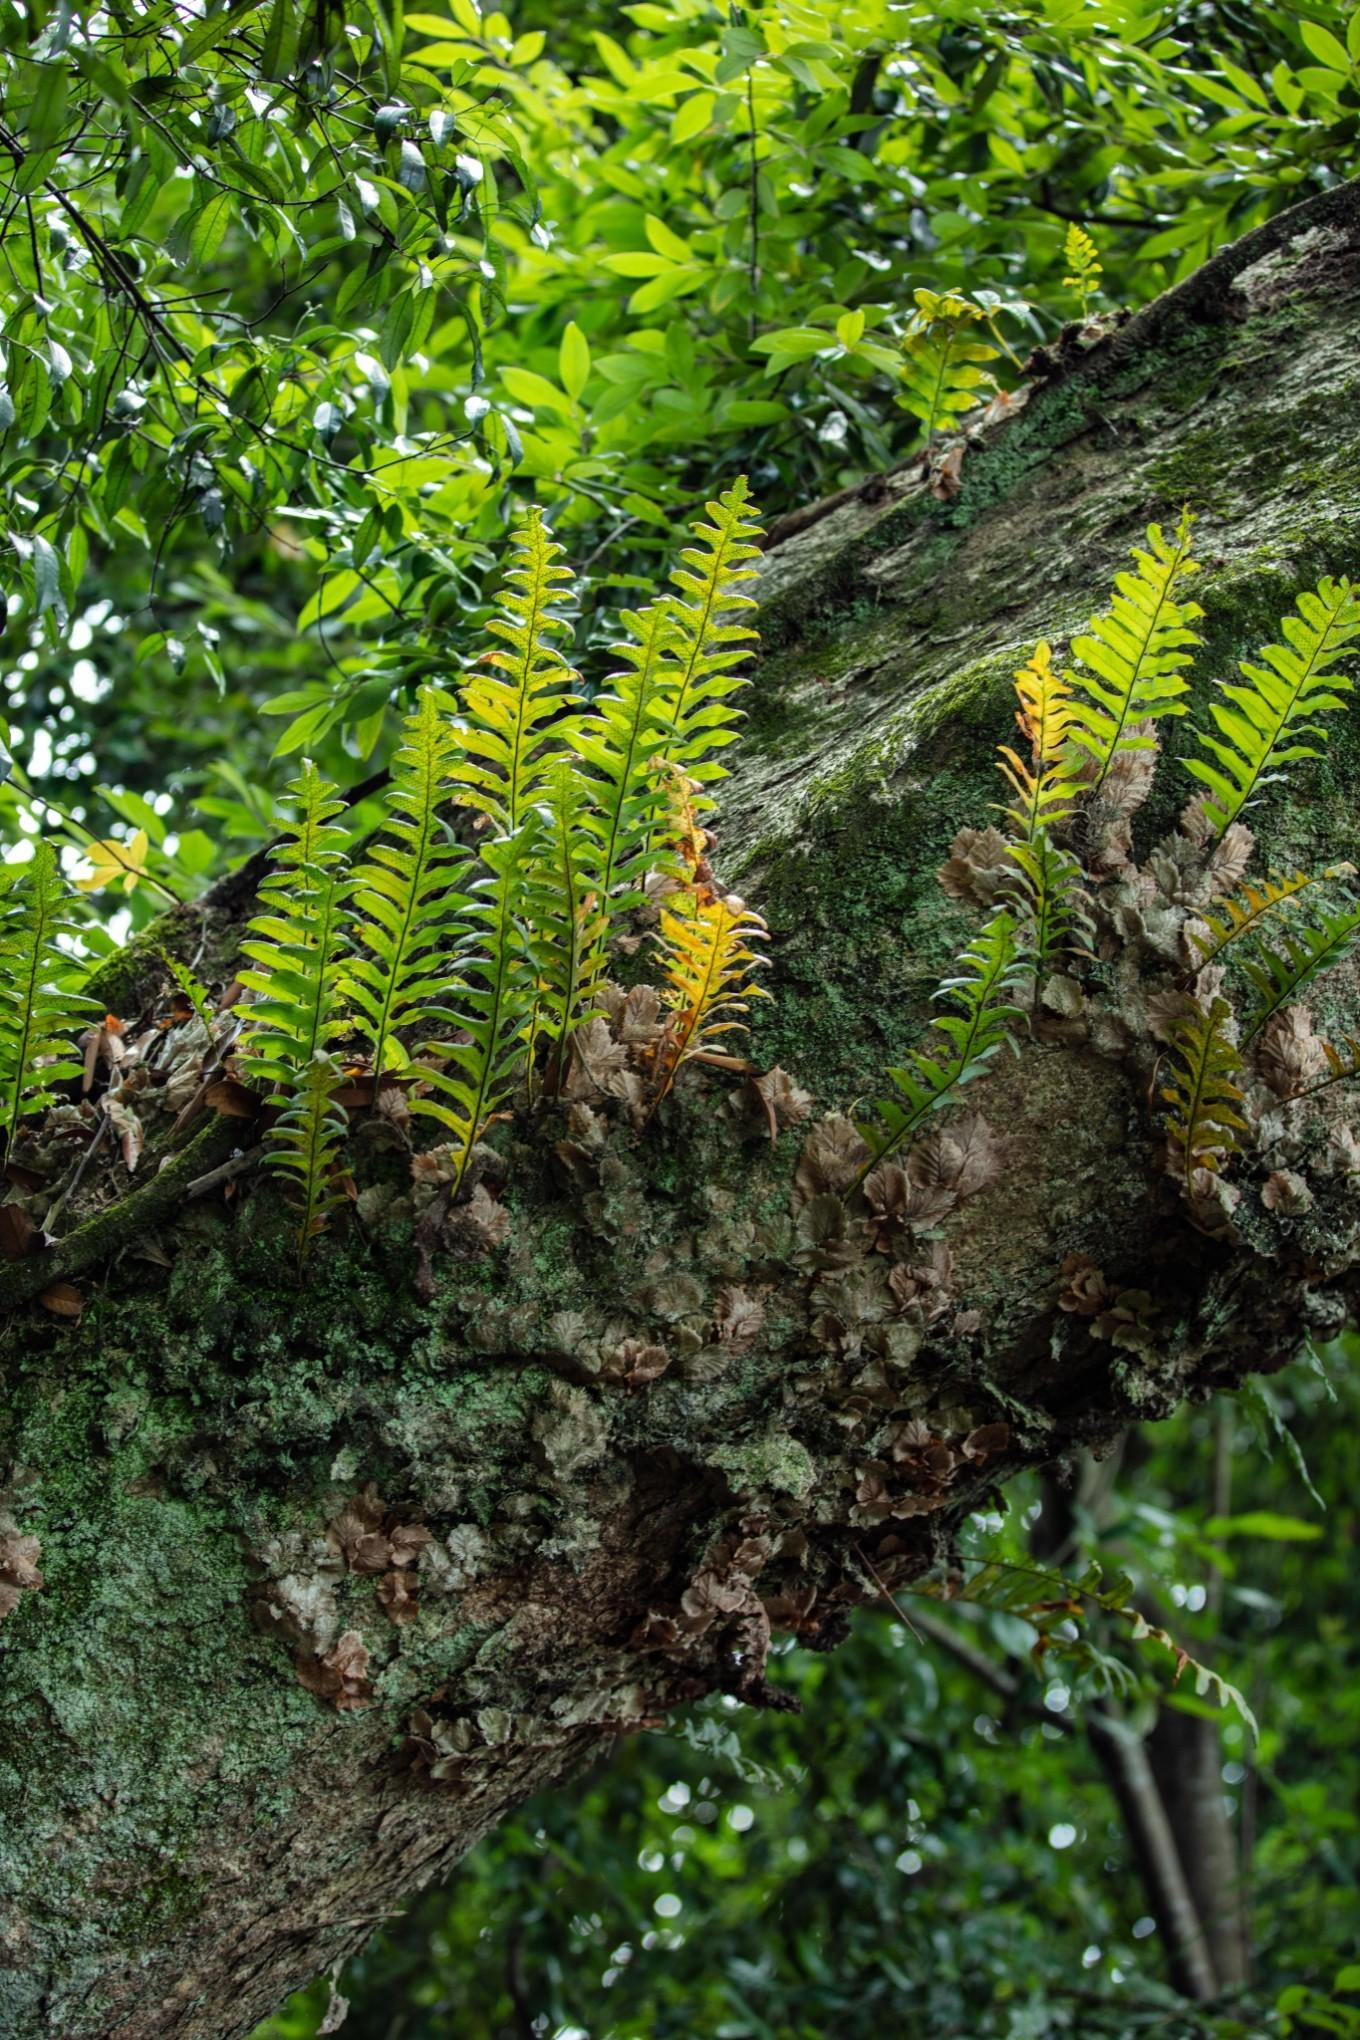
(346, 686, 472, 1080)
(1186, 866, 1355, 974)
(571, 596, 674, 926)
(238, 760, 352, 1100)
(653, 888, 769, 1104)
(1069, 511, 1202, 796)
(0, 840, 98, 1149)
(897, 287, 1000, 444)
(1009, 834, 1091, 976)
(1161, 997, 1247, 1196)
(457, 508, 578, 833)
(857, 911, 1025, 1176)
(522, 760, 609, 1077)
(413, 826, 536, 1198)
(160, 949, 217, 1037)
(1239, 905, 1360, 1045)
(1062, 223, 1102, 317)
(268, 1051, 349, 1269)
(655, 478, 763, 804)
(1183, 577, 1360, 834)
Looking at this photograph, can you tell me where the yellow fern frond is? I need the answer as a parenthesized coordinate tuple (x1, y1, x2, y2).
(1062, 223, 1102, 315)
(653, 890, 769, 1102)
(997, 641, 1083, 842)
(1161, 996, 1247, 1201)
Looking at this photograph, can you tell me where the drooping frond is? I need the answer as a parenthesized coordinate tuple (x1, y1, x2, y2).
(237, 759, 351, 1099)
(1183, 577, 1360, 834)
(652, 890, 769, 1105)
(522, 759, 608, 1077)
(1186, 866, 1355, 974)
(1069, 512, 1202, 796)
(0, 840, 97, 1149)
(457, 508, 578, 833)
(1239, 904, 1360, 1044)
(1062, 223, 1102, 316)
(346, 686, 471, 1080)
(996, 641, 1084, 843)
(268, 1052, 349, 1269)
(413, 826, 536, 1197)
(1161, 997, 1247, 1195)
(655, 479, 763, 803)
(857, 911, 1024, 1175)
(1009, 834, 1091, 977)
(897, 288, 1000, 444)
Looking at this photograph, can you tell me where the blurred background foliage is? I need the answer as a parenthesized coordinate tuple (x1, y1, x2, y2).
(3, 1, 1360, 2028)
(253, 1349, 1360, 2040)
(2, 0, 1360, 938)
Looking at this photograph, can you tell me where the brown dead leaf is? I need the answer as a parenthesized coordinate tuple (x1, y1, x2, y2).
(0, 1202, 38, 1262)
(205, 1078, 260, 1119)
(937, 824, 1014, 912)
(794, 1114, 870, 1204)
(38, 1281, 83, 1321)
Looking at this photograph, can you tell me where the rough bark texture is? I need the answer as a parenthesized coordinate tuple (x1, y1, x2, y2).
(5, 182, 1360, 2039)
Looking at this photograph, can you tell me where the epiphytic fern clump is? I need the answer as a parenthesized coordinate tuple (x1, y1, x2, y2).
(897, 518, 1360, 1235)
(220, 481, 771, 1259)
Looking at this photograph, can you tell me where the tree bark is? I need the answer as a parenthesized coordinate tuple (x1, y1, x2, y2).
(5, 180, 1360, 2038)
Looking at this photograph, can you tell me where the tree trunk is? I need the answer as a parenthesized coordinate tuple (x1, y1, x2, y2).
(5, 181, 1360, 2039)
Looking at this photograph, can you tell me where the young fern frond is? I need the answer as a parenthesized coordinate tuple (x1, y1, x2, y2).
(160, 949, 217, 1037)
(414, 827, 536, 1197)
(522, 760, 608, 1078)
(856, 911, 1024, 1178)
(653, 889, 769, 1105)
(655, 479, 762, 804)
(237, 760, 352, 1099)
(269, 1052, 349, 1268)
(1161, 997, 1247, 1195)
(1183, 577, 1360, 834)
(1069, 512, 1202, 795)
(1239, 905, 1360, 1045)
(346, 686, 471, 1079)
(1010, 835, 1091, 977)
(1062, 223, 1102, 317)
(458, 508, 578, 833)
(1186, 866, 1355, 974)
(0, 840, 97, 1150)
(897, 288, 1000, 444)
(1312, 1032, 1360, 1095)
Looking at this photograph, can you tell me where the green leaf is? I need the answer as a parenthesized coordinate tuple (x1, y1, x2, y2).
(559, 321, 590, 403)
(1203, 1511, 1324, 1541)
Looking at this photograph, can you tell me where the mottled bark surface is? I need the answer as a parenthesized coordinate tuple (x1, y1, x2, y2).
(4, 182, 1360, 2039)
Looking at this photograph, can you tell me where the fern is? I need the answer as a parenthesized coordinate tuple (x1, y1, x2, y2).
(0, 840, 97, 1150)
(1239, 905, 1360, 1045)
(160, 949, 217, 1037)
(1186, 866, 1355, 974)
(1183, 577, 1360, 834)
(1010, 833, 1091, 977)
(237, 759, 352, 1099)
(414, 826, 536, 1197)
(655, 479, 763, 805)
(1062, 223, 1102, 317)
(997, 642, 1084, 844)
(522, 760, 608, 1082)
(269, 1052, 350, 1268)
(346, 686, 471, 1080)
(1161, 997, 1247, 1194)
(1069, 511, 1202, 796)
(897, 288, 1000, 444)
(857, 911, 1024, 1176)
(569, 596, 674, 959)
(1312, 1031, 1360, 1095)
(652, 889, 769, 1105)
(457, 508, 578, 833)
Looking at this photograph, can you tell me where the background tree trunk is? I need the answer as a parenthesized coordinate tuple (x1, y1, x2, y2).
(4, 181, 1360, 2039)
